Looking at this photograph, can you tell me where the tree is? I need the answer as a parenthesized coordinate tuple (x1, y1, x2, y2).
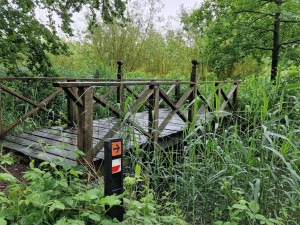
(183, 0, 300, 81)
(0, 0, 127, 76)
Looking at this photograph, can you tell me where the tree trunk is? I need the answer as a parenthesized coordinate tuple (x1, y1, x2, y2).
(270, 2, 281, 82)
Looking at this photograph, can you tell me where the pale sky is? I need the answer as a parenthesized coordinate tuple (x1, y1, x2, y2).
(161, 0, 200, 18)
(156, 0, 201, 30)
(44, 0, 201, 40)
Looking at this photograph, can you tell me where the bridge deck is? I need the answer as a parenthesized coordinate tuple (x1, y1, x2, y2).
(1, 109, 198, 165)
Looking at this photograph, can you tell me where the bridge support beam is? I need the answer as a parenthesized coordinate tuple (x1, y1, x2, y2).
(77, 87, 94, 164)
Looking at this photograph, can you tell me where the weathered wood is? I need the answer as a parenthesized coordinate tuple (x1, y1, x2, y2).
(159, 84, 176, 105)
(0, 89, 64, 137)
(92, 88, 154, 159)
(0, 84, 68, 124)
(159, 87, 188, 122)
(1, 72, 240, 165)
(148, 85, 160, 150)
(197, 89, 213, 112)
(93, 93, 151, 138)
(188, 60, 199, 123)
(219, 84, 238, 111)
(175, 82, 180, 102)
(62, 87, 83, 106)
(1, 139, 76, 165)
(53, 81, 194, 88)
(214, 82, 221, 110)
(117, 61, 125, 113)
(67, 87, 78, 125)
(233, 82, 239, 111)
(77, 87, 94, 163)
(158, 88, 193, 132)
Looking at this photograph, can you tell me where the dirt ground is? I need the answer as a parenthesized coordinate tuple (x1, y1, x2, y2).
(0, 156, 28, 192)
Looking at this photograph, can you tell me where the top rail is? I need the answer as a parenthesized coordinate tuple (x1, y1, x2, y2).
(0, 77, 241, 85)
(0, 77, 179, 82)
(53, 81, 196, 88)
(1, 60, 241, 165)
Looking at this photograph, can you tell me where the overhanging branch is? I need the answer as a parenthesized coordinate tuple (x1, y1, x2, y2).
(280, 40, 300, 46)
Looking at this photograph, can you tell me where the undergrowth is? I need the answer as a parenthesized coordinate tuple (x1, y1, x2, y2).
(1, 71, 300, 224)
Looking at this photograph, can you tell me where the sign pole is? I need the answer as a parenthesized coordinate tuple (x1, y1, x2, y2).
(104, 138, 124, 221)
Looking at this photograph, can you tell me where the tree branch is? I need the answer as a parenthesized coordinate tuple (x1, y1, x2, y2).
(280, 40, 300, 46)
(234, 10, 275, 17)
(280, 20, 300, 23)
(252, 46, 273, 51)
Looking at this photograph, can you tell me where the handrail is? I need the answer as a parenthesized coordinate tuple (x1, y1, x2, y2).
(0, 60, 241, 165)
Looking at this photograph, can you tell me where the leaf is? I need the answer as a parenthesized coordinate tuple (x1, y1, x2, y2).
(88, 213, 101, 222)
(249, 201, 260, 214)
(232, 203, 248, 211)
(0, 173, 16, 183)
(49, 200, 65, 212)
(96, 195, 121, 207)
(135, 164, 142, 179)
(212, 221, 224, 225)
(283, 83, 300, 90)
(0, 217, 7, 225)
(84, 189, 102, 200)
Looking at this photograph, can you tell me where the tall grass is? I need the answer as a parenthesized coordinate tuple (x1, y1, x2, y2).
(125, 74, 300, 224)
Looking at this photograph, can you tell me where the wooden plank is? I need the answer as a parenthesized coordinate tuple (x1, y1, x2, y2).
(20, 132, 77, 151)
(62, 87, 83, 106)
(159, 88, 188, 123)
(3, 135, 77, 161)
(0, 84, 65, 121)
(77, 87, 94, 163)
(53, 81, 193, 88)
(158, 88, 192, 132)
(2, 140, 76, 165)
(1, 89, 66, 136)
(26, 130, 77, 144)
(220, 85, 237, 111)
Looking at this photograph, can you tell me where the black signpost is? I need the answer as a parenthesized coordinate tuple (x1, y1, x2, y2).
(104, 138, 124, 221)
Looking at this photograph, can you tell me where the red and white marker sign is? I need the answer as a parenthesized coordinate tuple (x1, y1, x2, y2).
(112, 158, 121, 174)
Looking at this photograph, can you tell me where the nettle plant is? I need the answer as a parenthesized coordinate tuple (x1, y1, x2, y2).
(0, 160, 187, 225)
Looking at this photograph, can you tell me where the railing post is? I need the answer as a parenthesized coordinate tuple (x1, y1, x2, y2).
(117, 61, 124, 115)
(67, 81, 78, 125)
(233, 82, 239, 111)
(175, 80, 180, 102)
(214, 82, 221, 110)
(77, 87, 94, 164)
(188, 60, 199, 123)
(148, 84, 159, 151)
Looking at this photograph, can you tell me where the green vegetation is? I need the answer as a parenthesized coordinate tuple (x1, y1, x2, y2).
(1, 0, 300, 224)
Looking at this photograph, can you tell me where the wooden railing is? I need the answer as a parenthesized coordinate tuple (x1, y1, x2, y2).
(0, 60, 240, 163)
(53, 60, 240, 163)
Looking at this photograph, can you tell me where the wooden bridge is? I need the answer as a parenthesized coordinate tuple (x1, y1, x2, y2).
(0, 61, 240, 165)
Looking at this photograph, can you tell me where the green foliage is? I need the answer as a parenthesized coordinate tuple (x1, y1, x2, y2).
(0, 0, 127, 76)
(0, 151, 14, 167)
(0, 159, 187, 224)
(183, 0, 300, 80)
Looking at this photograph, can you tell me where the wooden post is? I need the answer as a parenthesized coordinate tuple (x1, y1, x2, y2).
(214, 82, 221, 110)
(148, 85, 159, 150)
(77, 87, 94, 164)
(188, 60, 199, 123)
(233, 82, 239, 111)
(117, 61, 125, 114)
(67, 86, 78, 125)
(175, 80, 180, 102)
